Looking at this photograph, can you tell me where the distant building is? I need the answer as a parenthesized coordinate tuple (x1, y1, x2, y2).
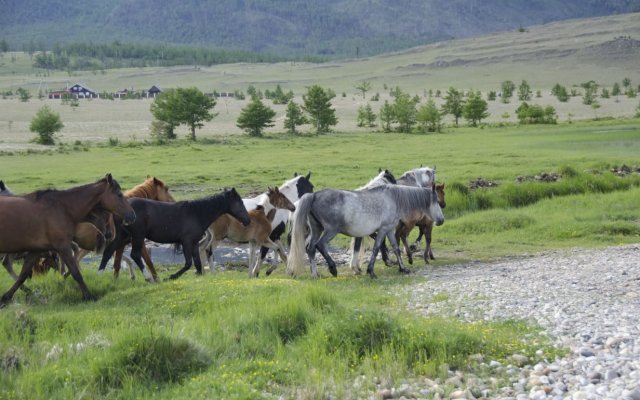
(68, 83, 98, 98)
(114, 88, 129, 99)
(147, 85, 162, 98)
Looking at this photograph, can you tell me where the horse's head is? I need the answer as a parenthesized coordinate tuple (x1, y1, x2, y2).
(148, 176, 176, 202)
(429, 184, 445, 226)
(267, 186, 296, 212)
(99, 173, 136, 225)
(225, 188, 250, 226)
(417, 166, 436, 187)
(435, 183, 446, 209)
(282, 172, 314, 201)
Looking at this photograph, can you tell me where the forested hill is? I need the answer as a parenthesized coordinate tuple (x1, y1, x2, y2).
(1, 0, 639, 58)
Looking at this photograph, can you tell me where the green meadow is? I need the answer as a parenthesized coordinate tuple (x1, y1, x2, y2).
(1, 118, 639, 399)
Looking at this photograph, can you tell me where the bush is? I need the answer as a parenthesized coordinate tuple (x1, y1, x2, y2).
(515, 102, 557, 124)
(96, 334, 210, 388)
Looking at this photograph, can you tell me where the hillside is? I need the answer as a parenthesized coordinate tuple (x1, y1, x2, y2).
(1, 0, 639, 58)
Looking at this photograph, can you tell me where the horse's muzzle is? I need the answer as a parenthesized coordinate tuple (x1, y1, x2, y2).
(435, 217, 444, 226)
(122, 210, 136, 225)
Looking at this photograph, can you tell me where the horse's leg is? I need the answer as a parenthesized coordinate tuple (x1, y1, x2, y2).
(262, 239, 289, 276)
(2, 254, 19, 281)
(121, 254, 136, 280)
(97, 235, 122, 273)
(365, 231, 388, 279)
(207, 239, 221, 273)
(1, 253, 40, 306)
(304, 220, 324, 279)
(129, 236, 153, 282)
(386, 230, 411, 274)
(348, 237, 363, 274)
(58, 246, 97, 301)
(249, 242, 260, 278)
(313, 228, 340, 278)
(140, 245, 158, 282)
(169, 241, 195, 280)
(198, 229, 212, 271)
(190, 241, 203, 275)
(411, 229, 424, 252)
(396, 224, 414, 265)
(421, 221, 435, 262)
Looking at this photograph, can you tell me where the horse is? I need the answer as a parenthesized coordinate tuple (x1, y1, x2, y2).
(98, 188, 250, 281)
(397, 183, 446, 265)
(0, 174, 136, 305)
(199, 187, 296, 277)
(286, 184, 444, 279)
(257, 172, 314, 265)
(99, 176, 176, 282)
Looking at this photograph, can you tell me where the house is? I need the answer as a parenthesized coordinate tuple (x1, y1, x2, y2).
(147, 85, 161, 98)
(114, 88, 129, 99)
(48, 90, 69, 100)
(68, 83, 98, 99)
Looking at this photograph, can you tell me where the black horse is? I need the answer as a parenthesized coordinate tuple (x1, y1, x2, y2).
(98, 188, 250, 280)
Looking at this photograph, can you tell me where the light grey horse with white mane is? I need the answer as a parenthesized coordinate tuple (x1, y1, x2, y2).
(286, 184, 444, 279)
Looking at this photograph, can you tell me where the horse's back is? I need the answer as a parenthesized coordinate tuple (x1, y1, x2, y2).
(0, 196, 67, 252)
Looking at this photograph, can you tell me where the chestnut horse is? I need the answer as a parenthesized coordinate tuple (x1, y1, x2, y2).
(0, 174, 135, 306)
(199, 187, 296, 277)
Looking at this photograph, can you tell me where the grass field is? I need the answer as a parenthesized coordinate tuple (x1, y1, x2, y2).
(1, 118, 639, 398)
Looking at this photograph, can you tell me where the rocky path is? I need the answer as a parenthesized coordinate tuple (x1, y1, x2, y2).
(399, 245, 640, 400)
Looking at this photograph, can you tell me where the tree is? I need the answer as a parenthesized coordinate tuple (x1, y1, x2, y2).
(356, 103, 376, 128)
(30, 105, 63, 145)
(416, 98, 442, 132)
(441, 87, 465, 127)
(236, 97, 276, 137)
(516, 102, 556, 124)
(302, 85, 337, 134)
(150, 87, 216, 140)
(612, 82, 621, 96)
(501, 80, 516, 103)
(622, 77, 631, 92)
(0, 39, 9, 54)
(463, 92, 489, 126)
(355, 81, 372, 99)
(17, 88, 31, 102)
(517, 80, 532, 101)
(392, 90, 417, 133)
(284, 100, 307, 135)
(551, 83, 569, 102)
(379, 100, 395, 132)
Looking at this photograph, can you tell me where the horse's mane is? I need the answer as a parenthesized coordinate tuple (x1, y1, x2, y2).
(26, 177, 117, 201)
(125, 177, 161, 198)
(385, 185, 433, 213)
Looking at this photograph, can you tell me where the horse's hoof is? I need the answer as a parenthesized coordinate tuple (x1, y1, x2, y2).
(400, 268, 412, 275)
(83, 293, 98, 302)
(409, 245, 418, 252)
(167, 274, 178, 280)
(328, 266, 338, 277)
(368, 273, 378, 279)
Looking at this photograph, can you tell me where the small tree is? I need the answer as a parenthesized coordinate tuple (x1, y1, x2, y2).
(379, 100, 395, 132)
(17, 87, 31, 102)
(612, 82, 621, 96)
(283, 100, 307, 135)
(30, 105, 63, 145)
(302, 85, 337, 134)
(551, 83, 569, 102)
(442, 87, 465, 127)
(415, 98, 442, 133)
(487, 91, 496, 101)
(463, 92, 489, 127)
(356, 103, 377, 128)
(355, 81, 372, 99)
(517, 80, 532, 101)
(622, 77, 631, 93)
(501, 80, 516, 103)
(236, 98, 276, 137)
(392, 90, 417, 133)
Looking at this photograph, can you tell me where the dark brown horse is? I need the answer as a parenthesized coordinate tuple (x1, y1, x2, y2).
(108, 176, 175, 281)
(0, 174, 135, 306)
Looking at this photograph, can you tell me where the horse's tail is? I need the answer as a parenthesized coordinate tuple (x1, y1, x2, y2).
(286, 193, 314, 277)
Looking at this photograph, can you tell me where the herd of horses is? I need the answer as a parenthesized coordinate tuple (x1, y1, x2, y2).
(0, 167, 445, 306)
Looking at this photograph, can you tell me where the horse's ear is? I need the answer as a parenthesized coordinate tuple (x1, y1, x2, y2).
(306, 171, 311, 179)
(0, 181, 5, 190)
(378, 167, 382, 173)
(147, 175, 151, 179)
(105, 173, 113, 184)
(153, 177, 160, 184)
(433, 165, 437, 172)
(293, 172, 298, 177)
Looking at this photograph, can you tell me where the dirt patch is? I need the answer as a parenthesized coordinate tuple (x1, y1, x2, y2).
(468, 177, 498, 189)
(611, 164, 640, 176)
(580, 36, 640, 59)
(516, 172, 561, 182)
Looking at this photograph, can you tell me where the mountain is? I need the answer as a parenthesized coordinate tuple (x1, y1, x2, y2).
(1, 0, 639, 58)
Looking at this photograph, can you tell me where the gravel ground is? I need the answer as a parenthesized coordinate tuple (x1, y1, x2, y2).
(391, 245, 640, 400)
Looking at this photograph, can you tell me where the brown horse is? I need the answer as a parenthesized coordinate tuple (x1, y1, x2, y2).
(0, 174, 135, 305)
(199, 187, 296, 276)
(395, 183, 446, 264)
(107, 176, 175, 281)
